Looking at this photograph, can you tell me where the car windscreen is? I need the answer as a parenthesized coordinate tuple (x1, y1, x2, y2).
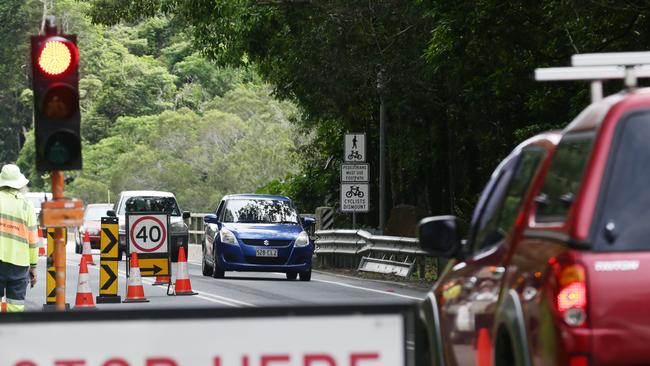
(222, 199, 299, 224)
(121, 196, 181, 216)
(594, 111, 650, 251)
(84, 205, 111, 221)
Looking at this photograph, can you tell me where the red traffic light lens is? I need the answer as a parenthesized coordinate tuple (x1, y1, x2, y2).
(37, 38, 77, 76)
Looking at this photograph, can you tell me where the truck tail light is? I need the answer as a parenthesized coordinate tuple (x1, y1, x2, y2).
(551, 256, 588, 327)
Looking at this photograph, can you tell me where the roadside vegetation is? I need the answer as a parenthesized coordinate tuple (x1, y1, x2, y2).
(1, 0, 302, 212)
(3, 1, 650, 226)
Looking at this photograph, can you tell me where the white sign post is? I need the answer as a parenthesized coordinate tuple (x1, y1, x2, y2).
(344, 133, 366, 162)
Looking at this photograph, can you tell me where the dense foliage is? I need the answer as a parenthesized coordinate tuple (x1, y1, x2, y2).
(4, 0, 301, 212)
(85, 0, 650, 229)
(5, 1, 650, 229)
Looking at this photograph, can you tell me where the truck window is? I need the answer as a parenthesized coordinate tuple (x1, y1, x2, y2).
(473, 148, 544, 252)
(594, 111, 650, 250)
(536, 132, 594, 223)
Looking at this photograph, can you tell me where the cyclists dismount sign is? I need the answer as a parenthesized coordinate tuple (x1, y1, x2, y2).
(341, 183, 369, 212)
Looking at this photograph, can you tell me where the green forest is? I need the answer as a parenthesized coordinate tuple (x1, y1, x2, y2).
(2, 1, 650, 229)
(3, 0, 303, 213)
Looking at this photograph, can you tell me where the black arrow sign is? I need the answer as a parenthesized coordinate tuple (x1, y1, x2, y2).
(47, 230, 54, 240)
(140, 264, 163, 275)
(101, 227, 118, 255)
(101, 264, 117, 290)
(47, 270, 56, 298)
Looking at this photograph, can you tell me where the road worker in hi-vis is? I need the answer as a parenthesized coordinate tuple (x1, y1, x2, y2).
(0, 164, 38, 312)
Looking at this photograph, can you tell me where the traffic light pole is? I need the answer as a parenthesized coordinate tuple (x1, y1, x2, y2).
(51, 171, 66, 310)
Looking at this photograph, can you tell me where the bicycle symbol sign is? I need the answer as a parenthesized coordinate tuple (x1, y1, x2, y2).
(341, 183, 369, 212)
(128, 214, 168, 253)
(344, 133, 366, 162)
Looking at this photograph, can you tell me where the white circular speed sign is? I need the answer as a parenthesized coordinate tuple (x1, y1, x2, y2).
(129, 215, 168, 253)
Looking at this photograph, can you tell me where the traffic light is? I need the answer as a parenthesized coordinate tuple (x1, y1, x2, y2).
(31, 26, 81, 171)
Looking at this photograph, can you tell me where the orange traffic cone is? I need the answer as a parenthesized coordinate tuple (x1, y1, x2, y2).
(37, 228, 46, 257)
(475, 328, 492, 366)
(74, 256, 96, 309)
(152, 275, 171, 286)
(1, 297, 6, 313)
(81, 231, 95, 265)
(123, 253, 149, 303)
(173, 247, 197, 296)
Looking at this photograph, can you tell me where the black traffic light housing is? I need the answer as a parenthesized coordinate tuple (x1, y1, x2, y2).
(31, 22, 82, 171)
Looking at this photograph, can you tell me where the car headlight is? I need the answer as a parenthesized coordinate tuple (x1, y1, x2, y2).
(171, 221, 188, 234)
(294, 231, 310, 247)
(220, 228, 238, 245)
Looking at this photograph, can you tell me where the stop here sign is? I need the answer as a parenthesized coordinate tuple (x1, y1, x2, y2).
(128, 214, 168, 254)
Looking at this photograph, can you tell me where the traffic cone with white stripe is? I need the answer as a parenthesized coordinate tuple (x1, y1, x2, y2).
(172, 247, 197, 296)
(81, 231, 95, 265)
(38, 228, 46, 256)
(1, 297, 6, 313)
(123, 252, 149, 303)
(74, 255, 96, 309)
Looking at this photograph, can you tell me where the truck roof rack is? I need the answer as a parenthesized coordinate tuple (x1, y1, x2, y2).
(535, 51, 650, 102)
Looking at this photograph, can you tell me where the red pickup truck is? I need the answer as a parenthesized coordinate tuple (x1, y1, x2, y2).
(417, 86, 650, 365)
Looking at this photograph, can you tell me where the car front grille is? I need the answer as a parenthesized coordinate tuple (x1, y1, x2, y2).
(241, 239, 292, 247)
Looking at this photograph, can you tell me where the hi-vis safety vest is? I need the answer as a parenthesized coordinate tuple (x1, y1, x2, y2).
(0, 189, 38, 267)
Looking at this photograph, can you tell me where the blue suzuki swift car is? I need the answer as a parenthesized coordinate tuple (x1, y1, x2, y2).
(202, 194, 315, 281)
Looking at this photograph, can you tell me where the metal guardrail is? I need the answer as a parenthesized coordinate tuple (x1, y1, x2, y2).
(185, 213, 208, 246)
(314, 229, 431, 278)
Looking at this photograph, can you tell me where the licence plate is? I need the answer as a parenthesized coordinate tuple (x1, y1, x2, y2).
(255, 249, 278, 257)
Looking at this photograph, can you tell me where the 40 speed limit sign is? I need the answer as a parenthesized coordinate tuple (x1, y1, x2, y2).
(126, 213, 170, 277)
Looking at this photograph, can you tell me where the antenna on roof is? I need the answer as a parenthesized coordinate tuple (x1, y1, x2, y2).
(535, 51, 650, 102)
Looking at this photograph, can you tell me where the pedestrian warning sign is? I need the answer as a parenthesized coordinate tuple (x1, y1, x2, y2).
(344, 133, 366, 162)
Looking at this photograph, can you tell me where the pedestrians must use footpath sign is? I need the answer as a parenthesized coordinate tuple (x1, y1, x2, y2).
(126, 212, 170, 277)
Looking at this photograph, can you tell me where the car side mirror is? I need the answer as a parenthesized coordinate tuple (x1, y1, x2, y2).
(204, 214, 219, 224)
(182, 211, 191, 219)
(302, 216, 315, 228)
(106, 210, 116, 217)
(417, 215, 462, 259)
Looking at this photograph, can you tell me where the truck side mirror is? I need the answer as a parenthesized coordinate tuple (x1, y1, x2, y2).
(182, 211, 191, 219)
(106, 210, 116, 217)
(417, 215, 462, 259)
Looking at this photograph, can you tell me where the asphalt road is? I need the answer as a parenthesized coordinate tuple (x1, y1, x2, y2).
(24, 242, 429, 311)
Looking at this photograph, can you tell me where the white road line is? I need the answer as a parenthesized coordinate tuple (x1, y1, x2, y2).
(311, 278, 424, 300)
(193, 290, 255, 307)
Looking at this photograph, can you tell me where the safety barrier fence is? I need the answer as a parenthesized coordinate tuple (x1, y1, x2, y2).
(185, 214, 434, 279)
(313, 229, 433, 278)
